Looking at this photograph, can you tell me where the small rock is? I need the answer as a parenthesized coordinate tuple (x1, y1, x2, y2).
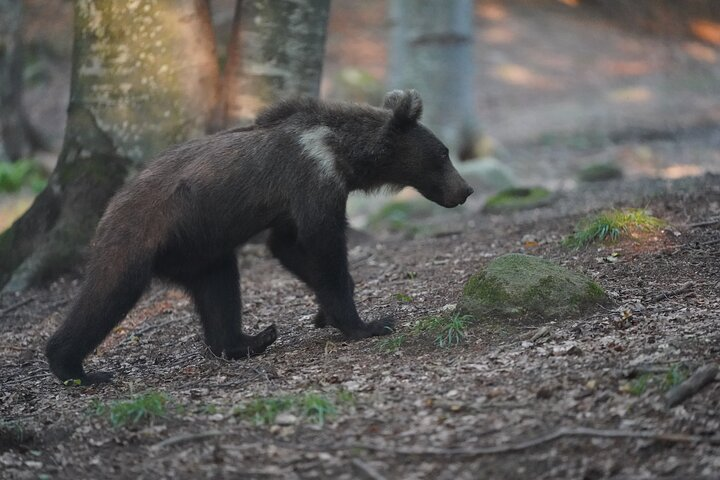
(275, 413, 298, 426)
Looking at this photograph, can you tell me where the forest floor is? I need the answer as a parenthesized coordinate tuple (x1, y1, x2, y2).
(1, 154, 719, 480)
(2, 1, 720, 479)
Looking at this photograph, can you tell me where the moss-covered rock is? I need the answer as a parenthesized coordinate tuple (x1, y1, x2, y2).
(483, 187, 553, 213)
(457, 254, 608, 322)
(577, 162, 623, 182)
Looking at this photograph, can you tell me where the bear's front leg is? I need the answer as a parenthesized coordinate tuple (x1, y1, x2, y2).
(269, 223, 394, 339)
(186, 253, 277, 358)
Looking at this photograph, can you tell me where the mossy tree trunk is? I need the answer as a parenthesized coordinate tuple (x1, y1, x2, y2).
(0, 0, 219, 292)
(387, 0, 480, 161)
(220, 0, 330, 126)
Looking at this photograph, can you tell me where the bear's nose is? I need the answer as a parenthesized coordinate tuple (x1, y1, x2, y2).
(465, 186, 474, 198)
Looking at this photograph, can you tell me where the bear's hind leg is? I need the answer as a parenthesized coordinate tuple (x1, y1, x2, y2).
(46, 257, 152, 384)
(187, 253, 277, 359)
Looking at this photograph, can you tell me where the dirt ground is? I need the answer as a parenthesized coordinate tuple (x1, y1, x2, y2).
(2, 1, 720, 479)
(1, 169, 719, 479)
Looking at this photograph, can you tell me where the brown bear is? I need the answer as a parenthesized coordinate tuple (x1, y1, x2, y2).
(46, 89, 473, 384)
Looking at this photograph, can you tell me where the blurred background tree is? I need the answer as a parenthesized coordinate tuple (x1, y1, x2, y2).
(219, 0, 330, 127)
(387, 0, 480, 161)
(0, 0, 45, 162)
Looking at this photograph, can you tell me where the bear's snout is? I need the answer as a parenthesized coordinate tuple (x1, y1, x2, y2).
(438, 170, 474, 208)
(445, 184, 473, 207)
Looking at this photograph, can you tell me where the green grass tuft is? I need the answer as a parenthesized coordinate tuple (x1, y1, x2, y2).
(435, 313, 472, 347)
(414, 312, 473, 347)
(236, 396, 295, 425)
(662, 364, 689, 391)
(393, 293, 413, 303)
(234, 391, 354, 426)
(376, 334, 406, 353)
(92, 391, 170, 428)
(627, 374, 652, 396)
(301, 393, 337, 425)
(565, 209, 665, 247)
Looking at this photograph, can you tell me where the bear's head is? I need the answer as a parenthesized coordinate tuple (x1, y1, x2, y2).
(381, 90, 473, 208)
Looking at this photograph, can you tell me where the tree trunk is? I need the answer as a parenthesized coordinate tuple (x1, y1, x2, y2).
(0, 0, 40, 161)
(221, 0, 330, 127)
(0, 0, 219, 293)
(387, 0, 479, 161)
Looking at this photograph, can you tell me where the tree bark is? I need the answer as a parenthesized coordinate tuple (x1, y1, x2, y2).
(0, 0, 219, 292)
(387, 0, 480, 161)
(221, 0, 330, 127)
(0, 0, 40, 161)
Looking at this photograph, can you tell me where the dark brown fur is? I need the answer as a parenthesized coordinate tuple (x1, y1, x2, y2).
(45, 90, 473, 384)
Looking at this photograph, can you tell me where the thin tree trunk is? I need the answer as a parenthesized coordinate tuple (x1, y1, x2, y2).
(387, 0, 479, 161)
(221, 0, 330, 126)
(0, 0, 37, 161)
(0, 0, 219, 292)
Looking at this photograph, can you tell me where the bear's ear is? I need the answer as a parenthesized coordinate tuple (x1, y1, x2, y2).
(382, 89, 423, 125)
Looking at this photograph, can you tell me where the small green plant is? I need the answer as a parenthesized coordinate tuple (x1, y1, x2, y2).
(237, 396, 295, 425)
(627, 374, 652, 396)
(565, 209, 665, 247)
(394, 293, 413, 303)
(0, 159, 47, 193)
(335, 388, 355, 406)
(435, 313, 472, 347)
(405, 271, 417, 280)
(413, 315, 447, 334)
(662, 364, 689, 391)
(413, 313, 473, 347)
(234, 391, 353, 426)
(0, 420, 29, 445)
(92, 391, 170, 428)
(200, 404, 219, 415)
(302, 393, 336, 425)
(376, 334, 406, 353)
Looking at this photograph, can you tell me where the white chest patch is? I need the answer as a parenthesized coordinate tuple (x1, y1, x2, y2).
(298, 126, 343, 187)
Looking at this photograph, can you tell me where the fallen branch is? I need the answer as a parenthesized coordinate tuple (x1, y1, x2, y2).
(649, 281, 694, 303)
(344, 428, 719, 456)
(665, 364, 718, 408)
(686, 218, 720, 228)
(0, 296, 36, 317)
(151, 427, 720, 457)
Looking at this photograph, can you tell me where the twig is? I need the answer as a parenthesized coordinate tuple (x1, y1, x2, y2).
(4, 372, 53, 387)
(152, 430, 228, 450)
(649, 281, 694, 303)
(119, 315, 190, 346)
(151, 427, 720, 456)
(686, 219, 720, 228)
(352, 458, 388, 480)
(0, 296, 36, 317)
(700, 238, 720, 247)
(665, 364, 718, 408)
